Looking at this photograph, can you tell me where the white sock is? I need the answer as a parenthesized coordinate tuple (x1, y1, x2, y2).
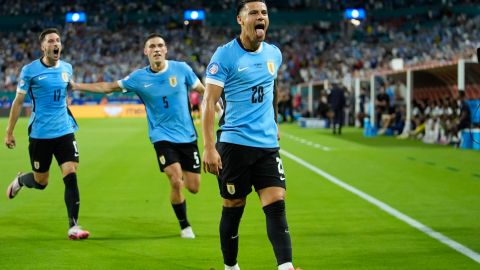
(225, 263, 240, 270)
(278, 262, 294, 270)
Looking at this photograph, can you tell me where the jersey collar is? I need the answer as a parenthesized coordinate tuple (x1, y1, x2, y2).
(39, 58, 60, 68)
(149, 60, 169, 74)
(236, 37, 263, 54)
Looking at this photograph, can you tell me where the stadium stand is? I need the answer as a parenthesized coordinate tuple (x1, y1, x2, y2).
(1, 1, 479, 146)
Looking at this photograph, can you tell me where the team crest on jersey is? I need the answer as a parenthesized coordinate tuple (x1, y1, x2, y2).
(34, 161, 40, 170)
(226, 183, 235, 195)
(61, 72, 69, 82)
(19, 80, 25, 87)
(267, 61, 275, 75)
(159, 155, 166, 165)
(169, 76, 177, 87)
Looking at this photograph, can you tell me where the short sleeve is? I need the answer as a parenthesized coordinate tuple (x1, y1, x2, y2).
(205, 47, 230, 88)
(17, 66, 31, 94)
(118, 72, 138, 93)
(275, 46, 282, 79)
(183, 63, 200, 89)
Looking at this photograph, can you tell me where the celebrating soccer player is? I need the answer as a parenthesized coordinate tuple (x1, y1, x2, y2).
(5, 28, 90, 240)
(71, 34, 204, 239)
(202, 1, 298, 269)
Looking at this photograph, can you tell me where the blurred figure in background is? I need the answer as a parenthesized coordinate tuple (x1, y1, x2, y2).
(328, 83, 346, 135)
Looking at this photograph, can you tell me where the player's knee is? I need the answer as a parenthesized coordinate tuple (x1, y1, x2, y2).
(34, 173, 49, 187)
(170, 178, 184, 191)
(61, 163, 77, 176)
(223, 198, 246, 207)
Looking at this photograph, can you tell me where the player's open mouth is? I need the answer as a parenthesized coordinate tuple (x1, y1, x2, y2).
(53, 48, 60, 56)
(254, 24, 265, 38)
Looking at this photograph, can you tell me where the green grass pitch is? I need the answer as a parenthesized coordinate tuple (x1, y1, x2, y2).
(1, 118, 479, 269)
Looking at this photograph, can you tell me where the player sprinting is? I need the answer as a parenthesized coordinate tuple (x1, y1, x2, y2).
(70, 34, 203, 239)
(4, 28, 89, 240)
(202, 1, 298, 269)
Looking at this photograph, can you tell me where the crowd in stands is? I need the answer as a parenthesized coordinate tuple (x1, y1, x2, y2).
(0, 1, 479, 142)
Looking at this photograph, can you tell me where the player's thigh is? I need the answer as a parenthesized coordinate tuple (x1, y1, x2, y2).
(178, 142, 201, 174)
(154, 141, 181, 173)
(28, 137, 54, 173)
(251, 149, 286, 195)
(216, 142, 254, 199)
(53, 133, 79, 169)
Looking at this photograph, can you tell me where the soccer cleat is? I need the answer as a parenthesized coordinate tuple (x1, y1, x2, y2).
(180, 226, 195, 239)
(278, 262, 302, 270)
(224, 263, 240, 270)
(6, 172, 23, 199)
(68, 226, 90, 240)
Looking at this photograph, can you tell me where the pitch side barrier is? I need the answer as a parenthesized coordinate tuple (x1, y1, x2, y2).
(363, 60, 480, 135)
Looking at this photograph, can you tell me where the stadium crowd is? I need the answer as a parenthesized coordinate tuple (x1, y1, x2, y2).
(1, 1, 479, 143)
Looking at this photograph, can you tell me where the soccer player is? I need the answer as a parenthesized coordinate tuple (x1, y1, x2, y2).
(202, 1, 297, 269)
(4, 28, 90, 240)
(70, 34, 203, 239)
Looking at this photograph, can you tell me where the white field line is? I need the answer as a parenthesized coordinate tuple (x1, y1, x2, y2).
(280, 149, 480, 264)
(282, 132, 332, 151)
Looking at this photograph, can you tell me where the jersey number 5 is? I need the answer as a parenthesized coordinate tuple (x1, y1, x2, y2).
(162, 96, 169, 108)
(251, 85, 264, 103)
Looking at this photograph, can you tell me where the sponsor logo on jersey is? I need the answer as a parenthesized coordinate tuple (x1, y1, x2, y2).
(62, 72, 69, 82)
(159, 155, 166, 165)
(207, 63, 219, 75)
(227, 183, 235, 195)
(169, 76, 177, 87)
(34, 161, 40, 170)
(267, 61, 275, 75)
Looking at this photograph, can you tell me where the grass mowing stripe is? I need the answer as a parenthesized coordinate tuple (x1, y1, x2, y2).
(280, 149, 480, 264)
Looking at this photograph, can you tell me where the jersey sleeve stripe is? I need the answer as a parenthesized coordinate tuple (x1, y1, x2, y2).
(16, 88, 27, 94)
(117, 80, 128, 93)
(192, 79, 201, 89)
(205, 78, 225, 88)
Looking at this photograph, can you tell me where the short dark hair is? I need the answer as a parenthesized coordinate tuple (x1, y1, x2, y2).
(144, 33, 164, 47)
(39, 28, 60, 43)
(236, 0, 266, 15)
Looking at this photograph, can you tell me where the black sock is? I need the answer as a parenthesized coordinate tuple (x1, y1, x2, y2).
(63, 173, 80, 228)
(18, 172, 46, 189)
(263, 200, 292, 265)
(172, 201, 190, 229)
(220, 206, 245, 267)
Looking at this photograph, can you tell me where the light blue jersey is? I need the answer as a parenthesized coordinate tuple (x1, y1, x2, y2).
(118, 60, 200, 144)
(206, 38, 282, 148)
(17, 59, 77, 139)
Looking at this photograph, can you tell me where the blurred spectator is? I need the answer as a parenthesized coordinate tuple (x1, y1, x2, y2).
(328, 84, 346, 135)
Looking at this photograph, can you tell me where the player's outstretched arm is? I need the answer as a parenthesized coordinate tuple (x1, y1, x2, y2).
(5, 92, 25, 149)
(70, 80, 122, 94)
(201, 83, 223, 175)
